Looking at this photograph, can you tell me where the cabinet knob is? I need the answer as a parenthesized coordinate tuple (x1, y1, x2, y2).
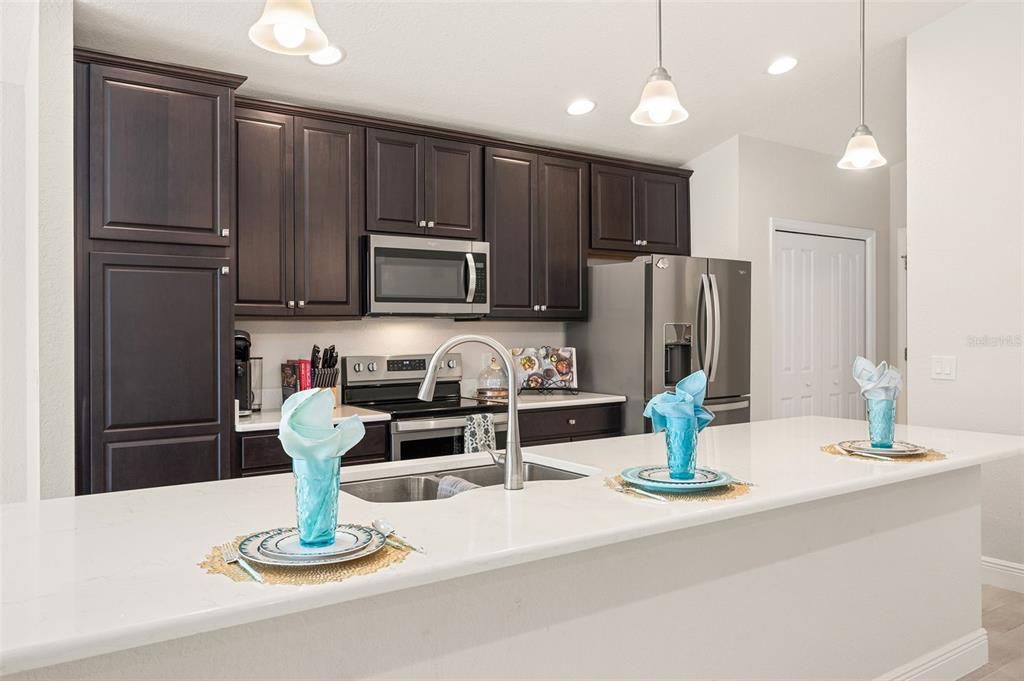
(635, 240, 642, 246)
(642, 240, 649, 246)
(220, 265, 230, 275)
(427, 220, 435, 228)
(287, 300, 296, 308)
(533, 305, 541, 311)
(418, 220, 427, 227)
(568, 418, 577, 426)
(297, 300, 306, 308)
(540, 304, 547, 312)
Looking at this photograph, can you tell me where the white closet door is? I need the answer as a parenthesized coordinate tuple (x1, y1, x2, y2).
(773, 231, 866, 419)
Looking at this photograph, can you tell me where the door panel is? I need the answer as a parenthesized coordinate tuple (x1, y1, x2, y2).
(235, 108, 294, 315)
(366, 128, 423, 234)
(637, 172, 688, 255)
(649, 256, 707, 396)
(89, 65, 232, 246)
(590, 164, 639, 251)
(425, 138, 482, 239)
(294, 117, 364, 316)
(772, 231, 866, 419)
(707, 259, 751, 399)
(89, 251, 231, 493)
(485, 148, 539, 318)
(538, 155, 587, 319)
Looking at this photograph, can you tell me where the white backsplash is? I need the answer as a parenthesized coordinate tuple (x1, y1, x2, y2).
(239, 318, 567, 410)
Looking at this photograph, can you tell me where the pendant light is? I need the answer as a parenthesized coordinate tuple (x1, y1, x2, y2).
(837, 0, 887, 169)
(630, 0, 688, 126)
(249, 0, 329, 56)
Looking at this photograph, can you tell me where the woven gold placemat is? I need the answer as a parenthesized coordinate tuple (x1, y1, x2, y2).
(199, 534, 410, 586)
(821, 444, 947, 463)
(606, 475, 752, 502)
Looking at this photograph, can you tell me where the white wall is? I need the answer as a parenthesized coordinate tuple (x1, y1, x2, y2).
(690, 134, 892, 420)
(889, 161, 907, 423)
(907, 0, 1024, 567)
(240, 319, 567, 410)
(0, 0, 75, 503)
(686, 135, 739, 259)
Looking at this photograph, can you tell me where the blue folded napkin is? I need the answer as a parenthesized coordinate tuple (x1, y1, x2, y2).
(278, 388, 365, 461)
(852, 356, 903, 400)
(643, 371, 715, 433)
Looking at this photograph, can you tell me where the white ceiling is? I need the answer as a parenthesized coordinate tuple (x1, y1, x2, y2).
(74, 1, 962, 166)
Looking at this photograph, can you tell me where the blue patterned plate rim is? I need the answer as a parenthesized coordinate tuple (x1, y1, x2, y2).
(620, 466, 734, 493)
(238, 526, 386, 567)
(837, 440, 925, 457)
(259, 524, 374, 560)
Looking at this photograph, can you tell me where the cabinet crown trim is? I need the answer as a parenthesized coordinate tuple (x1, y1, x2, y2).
(74, 48, 247, 89)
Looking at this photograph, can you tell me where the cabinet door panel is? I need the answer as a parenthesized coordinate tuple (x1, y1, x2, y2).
(235, 108, 294, 315)
(89, 65, 232, 246)
(294, 118, 364, 316)
(518, 404, 622, 441)
(366, 128, 423, 234)
(425, 138, 482, 239)
(637, 171, 689, 255)
(485, 148, 539, 318)
(590, 164, 639, 251)
(538, 156, 588, 319)
(89, 251, 231, 493)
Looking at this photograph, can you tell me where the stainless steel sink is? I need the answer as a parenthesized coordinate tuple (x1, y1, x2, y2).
(340, 462, 586, 503)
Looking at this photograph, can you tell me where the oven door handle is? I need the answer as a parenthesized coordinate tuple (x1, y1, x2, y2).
(392, 412, 508, 433)
(465, 253, 477, 303)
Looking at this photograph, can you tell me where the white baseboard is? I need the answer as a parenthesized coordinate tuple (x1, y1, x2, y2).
(875, 628, 988, 681)
(982, 556, 1024, 594)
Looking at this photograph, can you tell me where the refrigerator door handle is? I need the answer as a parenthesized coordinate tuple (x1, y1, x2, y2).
(709, 273, 722, 382)
(698, 274, 713, 374)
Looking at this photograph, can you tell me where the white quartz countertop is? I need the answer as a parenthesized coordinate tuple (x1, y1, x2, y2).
(235, 404, 391, 432)
(3, 417, 1022, 675)
(233, 392, 626, 432)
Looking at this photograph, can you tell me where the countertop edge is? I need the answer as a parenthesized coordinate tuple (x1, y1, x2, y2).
(5, 441, 1021, 675)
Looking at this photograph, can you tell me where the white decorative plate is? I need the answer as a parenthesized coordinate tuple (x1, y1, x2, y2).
(259, 524, 374, 561)
(239, 526, 386, 567)
(621, 466, 734, 493)
(837, 440, 926, 457)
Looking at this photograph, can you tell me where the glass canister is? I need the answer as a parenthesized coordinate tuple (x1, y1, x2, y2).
(476, 355, 509, 400)
(249, 357, 263, 412)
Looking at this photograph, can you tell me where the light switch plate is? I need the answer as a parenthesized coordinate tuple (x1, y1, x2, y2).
(930, 355, 957, 380)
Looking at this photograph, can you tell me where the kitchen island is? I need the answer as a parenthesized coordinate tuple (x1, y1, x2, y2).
(3, 417, 1021, 680)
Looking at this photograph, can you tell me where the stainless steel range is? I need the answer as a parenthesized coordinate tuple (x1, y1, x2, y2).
(341, 354, 507, 461)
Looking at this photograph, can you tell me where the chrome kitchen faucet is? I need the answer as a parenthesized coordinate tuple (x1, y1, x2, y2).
(418, 335, 524, 490)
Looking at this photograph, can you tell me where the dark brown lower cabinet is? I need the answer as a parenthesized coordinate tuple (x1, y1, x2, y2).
(87, 250, 233, 493)
(235, 422, 389, 477)
(519, 404, 623, 446)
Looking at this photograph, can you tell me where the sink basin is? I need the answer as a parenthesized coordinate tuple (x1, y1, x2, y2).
(340, 462, 586, 503)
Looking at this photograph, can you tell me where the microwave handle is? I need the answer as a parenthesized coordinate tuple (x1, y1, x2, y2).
(465, 253, 477, 303)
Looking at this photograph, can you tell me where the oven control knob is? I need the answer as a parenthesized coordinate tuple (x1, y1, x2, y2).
(353, 363, 362, 373)
(446, 359, 458, 369)
(367, 362, 378, 372)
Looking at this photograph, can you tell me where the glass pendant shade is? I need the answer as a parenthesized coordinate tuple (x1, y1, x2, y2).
(837, 124, 887, 170)
(249, 0, 328, 55)
(630, 67, 689, 126)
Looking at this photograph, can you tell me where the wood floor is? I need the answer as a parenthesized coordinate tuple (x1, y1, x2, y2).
(960, 586, 1024, 681)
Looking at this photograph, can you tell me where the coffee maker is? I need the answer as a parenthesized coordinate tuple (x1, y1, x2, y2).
(234, 330, 253, 416)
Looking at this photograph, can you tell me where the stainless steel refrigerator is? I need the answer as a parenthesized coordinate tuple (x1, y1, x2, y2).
(567, 255, 751, 434)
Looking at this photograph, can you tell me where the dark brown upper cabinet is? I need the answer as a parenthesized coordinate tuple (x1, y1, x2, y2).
(293, 117, 365, 316)
(485, 148, 587, 320)
(234, 109, 364, 317)
(87, 250, 232, 493)
(590, 163, 689, 256)
(235, 107, 294, 315)
(87, 64, 238, 247)
(367, 128, 482, 239)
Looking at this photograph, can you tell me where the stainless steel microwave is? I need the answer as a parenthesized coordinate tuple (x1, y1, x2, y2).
(367, 234, 490, 316)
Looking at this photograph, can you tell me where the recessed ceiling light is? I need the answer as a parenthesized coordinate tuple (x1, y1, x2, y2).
(767, 56, 798, 75)
(566, 98, 596, 116)
(309, 45, 345, 66)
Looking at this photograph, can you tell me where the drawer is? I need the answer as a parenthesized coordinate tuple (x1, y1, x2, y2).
(518, 404, 622, 441)
(239, 421, 388, 471)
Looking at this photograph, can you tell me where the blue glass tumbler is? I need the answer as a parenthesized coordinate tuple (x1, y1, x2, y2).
(664, 415, 698, 480)
(293, 457, 341, 547)
(866, 399, 896, 448)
